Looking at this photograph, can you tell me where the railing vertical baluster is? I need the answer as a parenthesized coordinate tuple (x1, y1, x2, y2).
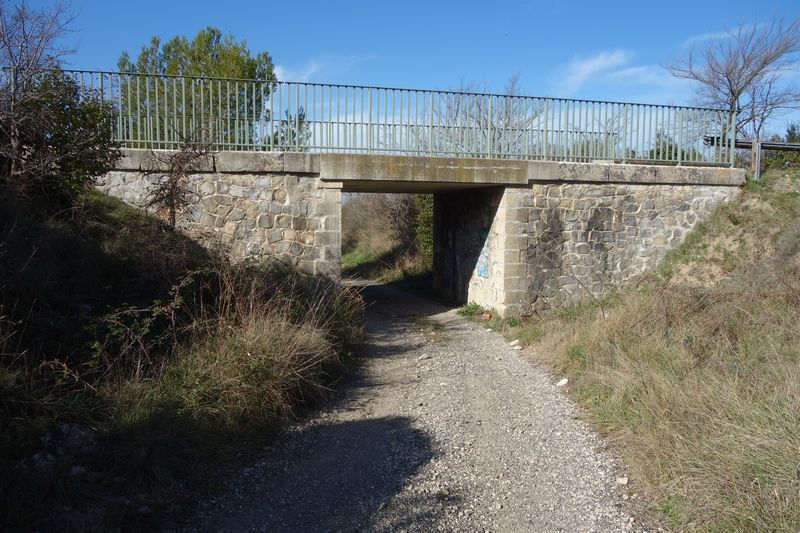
(295, 83, 301, 151)
(199, 78, 205, 147)
(487, 95, 493, 158)
(269, 83, 275, 151)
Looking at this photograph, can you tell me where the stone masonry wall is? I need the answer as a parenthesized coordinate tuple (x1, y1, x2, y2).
(508, 182, 738, 313)
(98, 169, 341, 277)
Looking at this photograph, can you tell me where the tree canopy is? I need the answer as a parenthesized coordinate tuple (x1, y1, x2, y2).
(115, 27, 312, 151)
(118, 26, 275, 81)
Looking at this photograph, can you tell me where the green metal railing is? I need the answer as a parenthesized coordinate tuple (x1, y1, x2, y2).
(51, 69, 736, 165)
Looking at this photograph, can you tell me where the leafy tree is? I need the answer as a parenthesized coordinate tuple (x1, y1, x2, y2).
(414, 195, 434, 261)
(0, 1, 119, 207)
(117, 27, 274, 81)
(118, 27, 289, 149)
(270, 108, 311, 151)
(786, 123, 800, 143)
(764, 122, 800, 170)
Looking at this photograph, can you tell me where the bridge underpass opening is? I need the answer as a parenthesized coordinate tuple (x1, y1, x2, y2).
(339, 181, 504, 309)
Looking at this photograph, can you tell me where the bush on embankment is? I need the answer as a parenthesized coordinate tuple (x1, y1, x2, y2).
(341, 192, 432, 282)
(474, 169, 800, 531)
(0, 189, 364, 529)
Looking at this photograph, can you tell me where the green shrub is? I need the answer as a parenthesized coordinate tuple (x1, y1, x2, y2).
(457, 303, 483, 317)
(1, 69, 120, 208)
(0, 191, 365, 529)
(414, 194, 434, 261)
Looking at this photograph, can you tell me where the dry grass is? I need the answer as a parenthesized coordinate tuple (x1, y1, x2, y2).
(114, 259, 365, 428)
(0, 190, 365, 529)
(501, 169, 800, 531)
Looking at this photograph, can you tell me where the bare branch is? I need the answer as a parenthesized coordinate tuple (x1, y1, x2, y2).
(668, 18, 800, 138)
(143, 130, 214, 228)
(0, 0, 75, 70)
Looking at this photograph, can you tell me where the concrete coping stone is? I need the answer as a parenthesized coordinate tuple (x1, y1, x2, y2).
(115, 149, 320, 174)
(319, 153, 529, 185)
(527, 160, 745, 186)
(115, 149, 745, 187)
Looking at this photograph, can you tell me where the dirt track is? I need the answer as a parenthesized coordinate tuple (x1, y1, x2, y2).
(188, 283, 636, 532)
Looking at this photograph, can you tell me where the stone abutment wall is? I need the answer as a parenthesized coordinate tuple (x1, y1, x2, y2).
(98, 151, 341, 277)
(506, 183, 736, 314)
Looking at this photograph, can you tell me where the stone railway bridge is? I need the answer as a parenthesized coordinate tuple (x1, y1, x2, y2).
(101, 150, 744, 316)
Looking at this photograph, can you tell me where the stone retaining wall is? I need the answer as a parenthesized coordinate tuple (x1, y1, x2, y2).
(505, 183, 738, 313)
(100, 150, 745, 315)
(98, 158, 340, 277)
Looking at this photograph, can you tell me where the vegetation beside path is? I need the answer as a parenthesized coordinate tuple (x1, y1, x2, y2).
(463, 168, 800, 531)
(341, 193, 433, 285)
(0, 190, 364, 530)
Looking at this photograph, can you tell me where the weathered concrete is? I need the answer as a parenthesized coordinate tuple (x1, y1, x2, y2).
(321, 153, 528, 188)
(101, 149, 745, 315)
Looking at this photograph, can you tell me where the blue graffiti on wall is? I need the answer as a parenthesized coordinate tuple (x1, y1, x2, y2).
(476, 231, 490, 278)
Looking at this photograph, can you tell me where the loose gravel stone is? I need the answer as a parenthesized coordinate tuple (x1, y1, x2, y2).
(185, 283, 642, 532)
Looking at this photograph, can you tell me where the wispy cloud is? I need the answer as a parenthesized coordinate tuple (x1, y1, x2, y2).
(601, 64, 695, 105)
(682, 30, 732, 48)
(605, 65, 686, 88)
(555, 49, 633, 95)
(275, 61, 321, 83)
(682, 23, 768, 48)
(274, 53, 377, 83)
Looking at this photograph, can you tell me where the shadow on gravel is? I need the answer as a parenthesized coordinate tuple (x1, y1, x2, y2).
(193, 283, 462, 531)
(316, 283, 453, 410)
(214, 416, 443, 531)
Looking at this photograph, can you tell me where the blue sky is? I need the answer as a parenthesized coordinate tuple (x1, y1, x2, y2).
(30, 0, 800, 134)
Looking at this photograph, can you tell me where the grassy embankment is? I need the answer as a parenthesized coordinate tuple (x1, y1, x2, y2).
(0, 190, 364, 530)
(341, 193, 433, 285)
(461, 168, 800, 531)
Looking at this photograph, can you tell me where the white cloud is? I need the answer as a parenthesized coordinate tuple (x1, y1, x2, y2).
(555, 50, 633, 95)
(274, 53, 377, 83)
(275, 61, 321, 83)
(682, 30, 732, 48)
(605, 65, 689, 88)
(682, 23, 768, 48)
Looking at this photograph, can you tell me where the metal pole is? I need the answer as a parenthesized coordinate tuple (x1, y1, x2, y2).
(488, 96, 493, 158)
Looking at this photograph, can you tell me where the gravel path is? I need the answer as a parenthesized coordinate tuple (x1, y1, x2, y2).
(189, 283, 638, 532)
